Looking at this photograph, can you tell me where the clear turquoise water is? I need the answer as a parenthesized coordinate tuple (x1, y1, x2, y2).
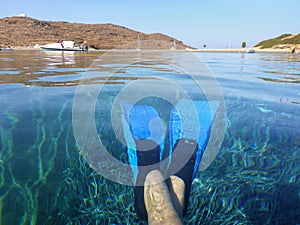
(0, 50, 299, 225)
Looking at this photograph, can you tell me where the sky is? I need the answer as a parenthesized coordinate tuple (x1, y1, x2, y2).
(1, 0, 299, 48)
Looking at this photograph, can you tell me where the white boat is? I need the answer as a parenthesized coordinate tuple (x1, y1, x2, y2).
(246, 49, 255, 53)
(41, 41, 88, 51)
(0, 48, 14, 51)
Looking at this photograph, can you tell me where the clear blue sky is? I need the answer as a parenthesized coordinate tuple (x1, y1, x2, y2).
(1, 0, 299, 48)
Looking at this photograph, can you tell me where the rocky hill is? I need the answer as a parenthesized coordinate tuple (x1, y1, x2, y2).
(255, 33, 300, 52)
(0, 16, 193, 50)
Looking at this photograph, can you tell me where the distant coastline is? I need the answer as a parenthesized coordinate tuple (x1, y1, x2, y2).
(1, 16, 298, 53)
(8, 46, 292, 54)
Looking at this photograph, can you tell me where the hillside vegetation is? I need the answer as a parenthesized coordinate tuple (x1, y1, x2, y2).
(255, 33, 300, 49)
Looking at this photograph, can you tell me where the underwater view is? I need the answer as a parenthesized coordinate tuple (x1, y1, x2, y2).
(0, 50, 299, 225)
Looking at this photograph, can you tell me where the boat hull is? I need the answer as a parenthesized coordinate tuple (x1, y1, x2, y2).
(41, 41, 88, 52)
(41, 47, 87, 51)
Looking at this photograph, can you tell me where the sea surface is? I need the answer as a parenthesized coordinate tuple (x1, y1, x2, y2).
(0, 50, 299, 225)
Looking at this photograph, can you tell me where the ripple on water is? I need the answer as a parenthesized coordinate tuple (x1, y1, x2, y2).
(0, 51, 299, 224)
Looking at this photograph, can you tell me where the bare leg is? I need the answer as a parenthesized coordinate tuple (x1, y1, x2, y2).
(144, 170, 183, 225)
(169, 175, 185, 219)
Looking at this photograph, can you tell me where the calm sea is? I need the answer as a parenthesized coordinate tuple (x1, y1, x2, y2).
(0, 50, 299, 225)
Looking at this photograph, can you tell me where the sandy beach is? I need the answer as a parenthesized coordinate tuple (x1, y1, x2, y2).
(188, 47, 291, 53)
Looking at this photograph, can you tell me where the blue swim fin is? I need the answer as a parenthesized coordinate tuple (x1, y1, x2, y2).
(169, 99, 219, 180)
(121, 103, 166, 220)
(168, 99, 219, 216)
(120, 103, 165, 182)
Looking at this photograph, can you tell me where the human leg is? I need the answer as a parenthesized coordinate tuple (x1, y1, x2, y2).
(168, 99, 216, 215)
(120, 103, 165, 220)
(144, 170, 183, 225)
(168, 175, 185, 219)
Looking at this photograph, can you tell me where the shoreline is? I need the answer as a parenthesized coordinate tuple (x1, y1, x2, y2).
(3, 46, 293, 53)
(188, 47, 291, 53)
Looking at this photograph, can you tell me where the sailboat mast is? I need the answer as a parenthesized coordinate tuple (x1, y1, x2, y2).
(137, 34, 141, 50)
